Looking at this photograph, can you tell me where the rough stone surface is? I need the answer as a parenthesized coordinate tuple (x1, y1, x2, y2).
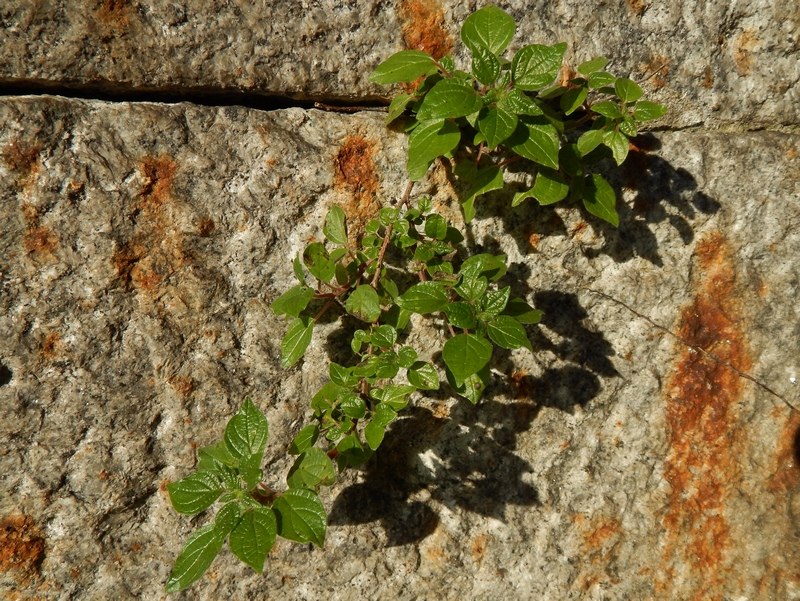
(1, 96, 798, 600)
(1, 1, 798, 129)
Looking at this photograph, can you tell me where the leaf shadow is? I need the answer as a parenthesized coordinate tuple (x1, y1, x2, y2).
(464, 133, 719, 266)
(328, 290, 615, 546)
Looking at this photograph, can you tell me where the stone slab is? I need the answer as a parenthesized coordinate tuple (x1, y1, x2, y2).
(0, 96, 798, 599)
(1, 0, 798, 129)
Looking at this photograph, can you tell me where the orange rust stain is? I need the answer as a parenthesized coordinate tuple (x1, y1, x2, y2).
(701, 66, 714, 89)
(787, 146, 798, 160)
(139, 155, 177, 212)
(2, 139, 40, 176)
(397, 0, 453, 59)
(470, 533, 488, 563)
(769, 411, 800, 493)
(733, 30, 758, 76)
(39, 332, 62, 360)
(333, 135, 380, 235)
(23, 226, 59, 257)
(0, 515, 45, 580)
(528, 232, 541, 250)
(196, 217, 215, 237)
(113, 155, 186, 294)
(169, 376, 195, 399)
(431, 402, 450, 419)
(571, 220, 589, 237)
(572, 514, 622, 592)
(96, 0, 131, 29)
(658, 232, 752, 598)
(626, 0, 649, 17)
(640, 55, 670, 89)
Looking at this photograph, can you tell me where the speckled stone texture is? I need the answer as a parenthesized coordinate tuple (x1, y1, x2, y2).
(1, 96, 798, 600)
(1, 0, 798, 129)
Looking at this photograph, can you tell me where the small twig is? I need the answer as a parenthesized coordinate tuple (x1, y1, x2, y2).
(641, 63, 669, 84)
(313, 102, 386, 113)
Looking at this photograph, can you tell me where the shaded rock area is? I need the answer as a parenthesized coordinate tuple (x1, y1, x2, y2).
(1, 95, 798, 600)
(1, 0, 798, 129)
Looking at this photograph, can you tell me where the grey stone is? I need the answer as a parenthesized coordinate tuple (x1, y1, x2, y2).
(1, 1, 798, 129)
(1, 96, 798, 599)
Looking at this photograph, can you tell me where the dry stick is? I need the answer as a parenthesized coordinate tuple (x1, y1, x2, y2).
(582, 286, 799, 413)
(370, 181, 415, 288)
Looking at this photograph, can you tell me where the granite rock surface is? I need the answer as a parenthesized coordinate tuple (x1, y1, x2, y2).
(1, 0, 798, 129)
(1, 95, 798, 600)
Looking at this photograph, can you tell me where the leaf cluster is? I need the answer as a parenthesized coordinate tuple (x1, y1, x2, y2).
(370, 4, 666, 226)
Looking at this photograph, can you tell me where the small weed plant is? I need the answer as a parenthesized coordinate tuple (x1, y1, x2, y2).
(165, 5, 665, 591)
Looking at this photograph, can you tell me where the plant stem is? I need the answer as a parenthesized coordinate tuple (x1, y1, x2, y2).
(371, 181, 415, 288)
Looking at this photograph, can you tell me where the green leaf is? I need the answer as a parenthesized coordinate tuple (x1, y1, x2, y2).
(271, 284, 314, 318)
(482, 286, 510, 316)
(508, 119, 560, 169)
(292, 254, 306, 283)
(487, 315, 532, 350)
(372, 384, 416, 411)
(614, 78, 643, 103)
(396, 281, 449, 313)
(451, 365, 490, 405)
(364, 403, 398, 450)
(512, 43, 566, 90)
(339, 392, 366, 419)
(576, 129, 605, 156)
(459, 253, 507, 281)
(442, 333, 493, 386)
(529, 169, 569, 205)
(323, 205, 347, 245)
(287, 447, 336, 490)
(444, 301, 477, 329)
(197, 441, 238, 472)
(577, 56, 609, 76)
(303, 243, 335, 283)
(407, 361, 440, 390)
(582, 173, 619, 226)
(397, 346, 418, 368)
(478, 108, 518, 149)
(224, 398, 269, 462)
(386, 93, 413, 124)
(416, 80, 484, 122)
(424, 214, 448, 240)
(167, 471, 223, 515)
(273, 488, 326, 547)
(407, 119, 461, 181)
(503, 298, 543, 324)
(370, 324, 398, 349)
(619, 117, 638, 137)
(498, 88, 543, 116)
(590, 101, 623, 119)
(213, 502, 242, 536)
(460, 5, 516, 55)
(560, 86, 588, 115)
(289, 424, 319, 455)
(165, 524, 225, 592)
(455, 276, 488, 302)
(281, 317, 314, 368)
(588, 71, 616, 89)
(634, 100, 667, 121)
(229, 507, 277, 573)
(460, 164, 505, 222)
(603, 130, 629, 166)
(370, 50, 437, 84)
(345, 285, 382, 323)
(329, 362, 356, 387)
(471, 43, 501, 85)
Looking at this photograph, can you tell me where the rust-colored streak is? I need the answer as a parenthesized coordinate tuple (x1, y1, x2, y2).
(23, 226, 59, 257)
(96, 0, 130, 29)
(39, 332, 62, 360)
(470, 533, 488, 563)
(769, 411, 800, 493)
(572, 514, 622, 592)
(333, 135, 380, 236)
(733, 30, 758, 76)
(625, 0, 649, 17)
(397, 0, 453, 59)
(0, 515, 45, 581)
(139, 155, 177, 212)
(659, 232, 752, 598)
(113, 155, 186, 294)
(2, 140, 40, 176)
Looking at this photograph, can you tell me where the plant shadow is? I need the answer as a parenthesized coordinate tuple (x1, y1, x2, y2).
(468, 133, 720, 266)
(328, 290, 614, 546)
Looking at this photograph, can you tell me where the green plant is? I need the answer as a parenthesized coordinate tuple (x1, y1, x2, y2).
(166, 5, 665, 591)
